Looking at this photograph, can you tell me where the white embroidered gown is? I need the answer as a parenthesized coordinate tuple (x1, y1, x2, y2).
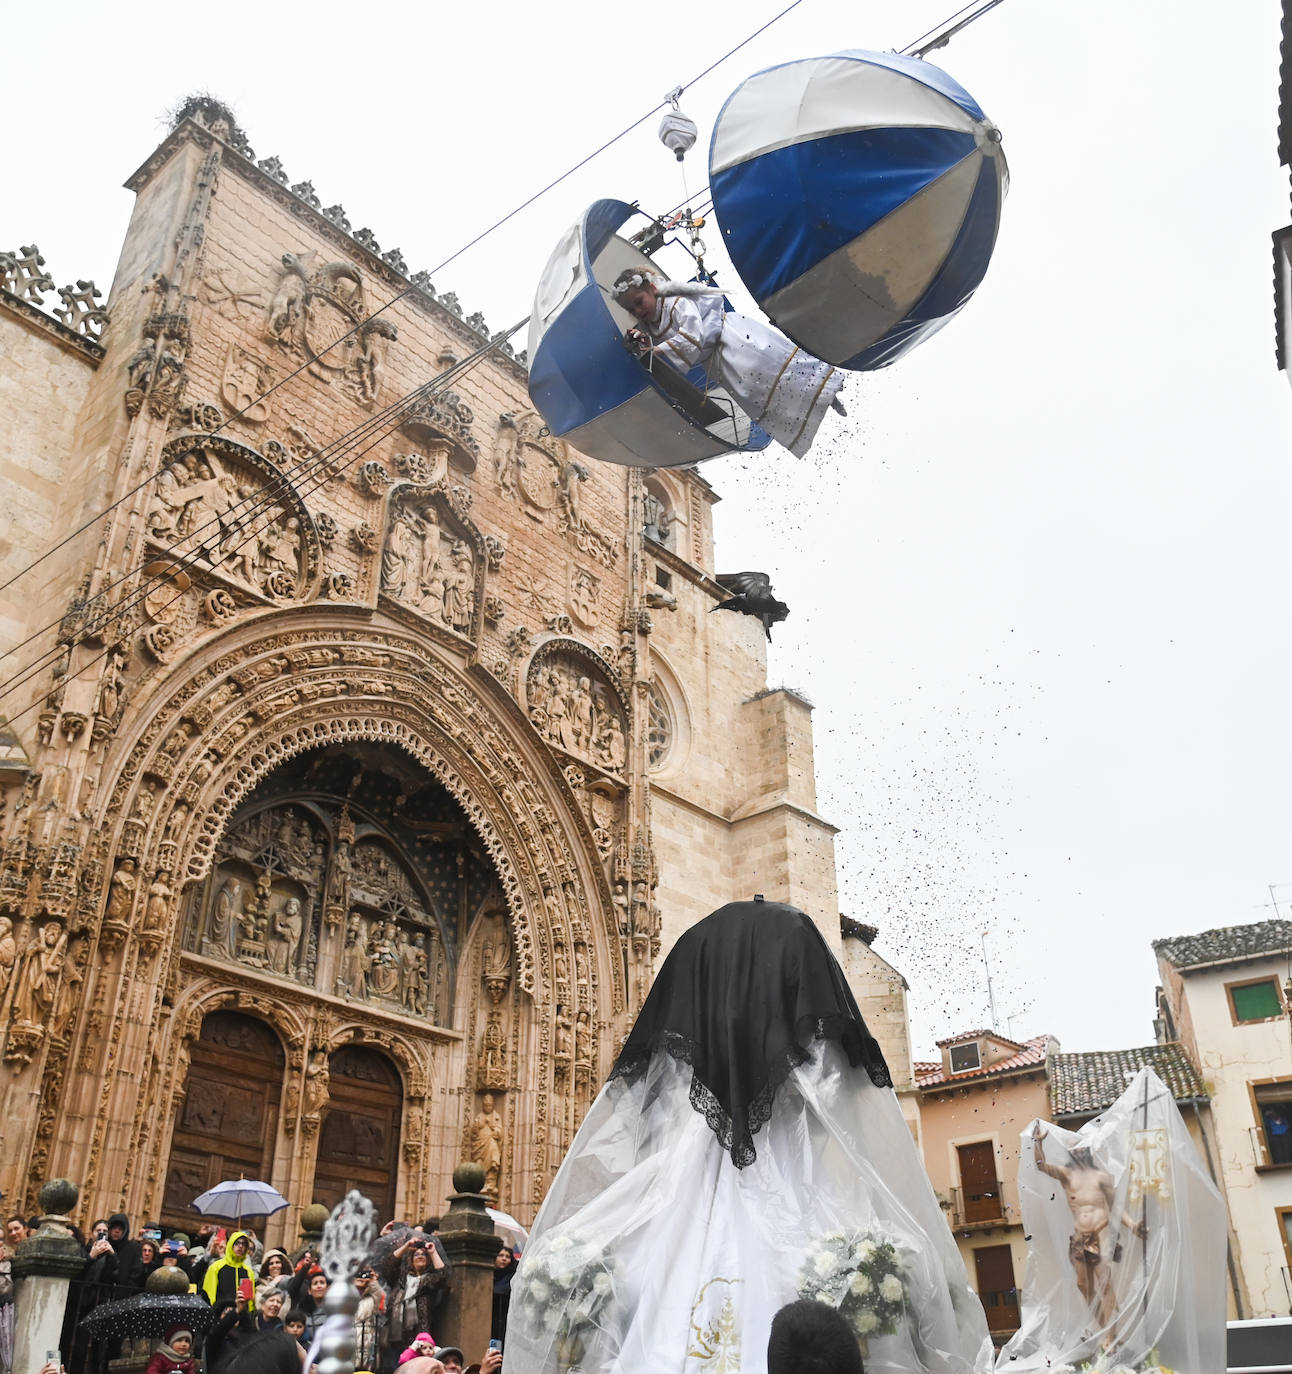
(647, 295, 843, 458)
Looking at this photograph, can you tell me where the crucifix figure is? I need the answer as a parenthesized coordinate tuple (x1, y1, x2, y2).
(1034, 1126, 1146, 1338)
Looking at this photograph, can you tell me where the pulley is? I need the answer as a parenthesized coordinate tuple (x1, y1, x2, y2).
(658, 88, 698, 162)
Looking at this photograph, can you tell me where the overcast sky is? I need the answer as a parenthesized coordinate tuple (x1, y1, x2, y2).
(3, 0, 1289, 1058)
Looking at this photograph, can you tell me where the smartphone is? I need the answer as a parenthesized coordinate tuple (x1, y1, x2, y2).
(239, 1277, 254, 1302)
(489, 1340, 502, 1352)
(46, 1352, 60, 1366)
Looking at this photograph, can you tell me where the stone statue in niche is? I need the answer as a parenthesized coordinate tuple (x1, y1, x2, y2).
(12, 920, 67, 1026)
(574, 1009, 593, 1067)
(402, 932, 429, 1015)
(266, 896, 304, 976)
(441, 540, 474, 632)
(527, 654, 628, 773)
(554, 1005, 573, 1061)
(0, 917, 18, 1005)
(337, 912, 368, 998)
(381, 507, 425, 600)
(302, 1048, 331, 1117)
(209, 875, 240, 953)
(106, 858, 139, 924)
(481, 911, 511, 1004)
(470, 1092, 505, 1195)
(142, 871, 172, 936)
(367, 919, 402, 1000)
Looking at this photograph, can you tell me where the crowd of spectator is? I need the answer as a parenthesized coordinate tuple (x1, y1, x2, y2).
(3, 1209, 517, 1374)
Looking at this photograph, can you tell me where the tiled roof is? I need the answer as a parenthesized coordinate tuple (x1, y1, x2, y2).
(934, 1028, 1022, 1049)
(916, 1034, 1049, 1089)
(1049, 1044, 1206, 1118)
(1152, 920, 1292, 971)
(913, 1060, 940, 1077)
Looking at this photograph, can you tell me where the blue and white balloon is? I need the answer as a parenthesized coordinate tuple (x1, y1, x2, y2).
(709, 49, 1008, 370)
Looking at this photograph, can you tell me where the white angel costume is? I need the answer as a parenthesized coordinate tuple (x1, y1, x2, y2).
(507, 901, 991, 1374)
(644, 292, 843, 458)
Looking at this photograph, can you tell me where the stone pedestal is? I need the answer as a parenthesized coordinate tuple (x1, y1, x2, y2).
(436, 1164, 502, 1362)
(12, 1179, 86, 1372)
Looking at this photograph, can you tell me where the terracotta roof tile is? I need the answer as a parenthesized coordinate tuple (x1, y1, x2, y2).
(916, 1034, 1049, 1089)
(1049, 1044, 1206, 1118)
(1152, 919, 1292, 971)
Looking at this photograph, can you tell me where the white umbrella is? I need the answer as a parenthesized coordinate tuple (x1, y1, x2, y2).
(486, 1206, 528, 1250)
(191, 1179, 290, 1223)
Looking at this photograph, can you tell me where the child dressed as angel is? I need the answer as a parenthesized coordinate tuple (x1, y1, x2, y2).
(612, 266, 846, 458)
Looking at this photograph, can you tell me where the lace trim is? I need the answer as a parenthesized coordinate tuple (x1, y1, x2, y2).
(608, 1016, 892, 1169)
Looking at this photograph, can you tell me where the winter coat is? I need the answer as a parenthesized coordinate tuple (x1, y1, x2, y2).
(202, 1231, 257, 1311)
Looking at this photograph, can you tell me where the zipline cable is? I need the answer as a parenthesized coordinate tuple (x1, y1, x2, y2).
(0, 0, 810, 603)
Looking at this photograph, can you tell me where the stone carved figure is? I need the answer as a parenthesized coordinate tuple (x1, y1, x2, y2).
(106, 859, 138, 924)
(13, 920, 67, 1026)
(368, 919, 402, 1000)
(96, 645, 128, 720)
(353, 319, 397, 403)
(0, 917, 17, 1006)
(561, 461, 588, 530)
(574, 1009, 593, 1066)
(266, 896, 303, 975)
(381, 507, 425, 600)
(266, 253, 310, 348)
(442, 540, 474, 632)
(481, 912, 512, 1004)
(211, 876, 240, 950)
(470, 1092, 505, 1195)
(143, 871, 172, 935)
(337, 913, 368, 998)
(554, 1005, 573, 1060)
(302, 1048, 331, 1118)
(403, 931, 428, 1015)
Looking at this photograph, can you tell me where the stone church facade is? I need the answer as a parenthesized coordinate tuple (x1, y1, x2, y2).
(0, 100, 870, 1243)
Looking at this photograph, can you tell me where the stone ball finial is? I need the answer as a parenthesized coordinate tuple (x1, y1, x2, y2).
(147, 1265, 191, 1295)
(38, 1178, 78, 1217)
(452, 1162, 486, 1194)
(301, 1203, 330, 1233)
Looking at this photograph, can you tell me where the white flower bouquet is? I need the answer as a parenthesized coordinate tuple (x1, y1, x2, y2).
(514, 1228, 619, 1362)
(795, 1229, 909, 1341)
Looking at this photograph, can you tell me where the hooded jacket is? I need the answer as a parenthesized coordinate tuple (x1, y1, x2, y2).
(202, 1231, 256, 1310)
(106, 1212, 145, 1298)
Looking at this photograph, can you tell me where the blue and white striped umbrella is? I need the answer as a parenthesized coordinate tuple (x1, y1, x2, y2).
(709, 49, 1008, 371)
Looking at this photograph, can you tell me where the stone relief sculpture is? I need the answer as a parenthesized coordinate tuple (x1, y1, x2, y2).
(263, 251, 394, 401)
(144, 443, 309, 601)
(0, 916, 17, 1005)
(379, 499, 477, 634)
(527, 650, 628, 773)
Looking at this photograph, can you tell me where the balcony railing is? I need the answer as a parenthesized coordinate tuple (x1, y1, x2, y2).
(949, 1180, 1011, 1227)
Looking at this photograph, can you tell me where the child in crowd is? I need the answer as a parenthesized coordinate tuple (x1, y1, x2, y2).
(144, 1324, 198, 1374)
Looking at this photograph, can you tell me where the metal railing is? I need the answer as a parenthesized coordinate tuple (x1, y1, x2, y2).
(950, 1180, 1010, 1227)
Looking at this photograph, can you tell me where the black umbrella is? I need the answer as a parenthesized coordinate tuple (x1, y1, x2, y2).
(80, 1292, 216, 1342)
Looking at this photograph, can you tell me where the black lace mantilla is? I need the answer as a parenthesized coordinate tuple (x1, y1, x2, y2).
(608, 901, 892, 1168)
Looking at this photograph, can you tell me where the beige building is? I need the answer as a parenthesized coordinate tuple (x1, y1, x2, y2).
(1153, 920, 1292, 1317)
(0, 97, 858, 1241)
(915, 1029, 1054, 1346)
